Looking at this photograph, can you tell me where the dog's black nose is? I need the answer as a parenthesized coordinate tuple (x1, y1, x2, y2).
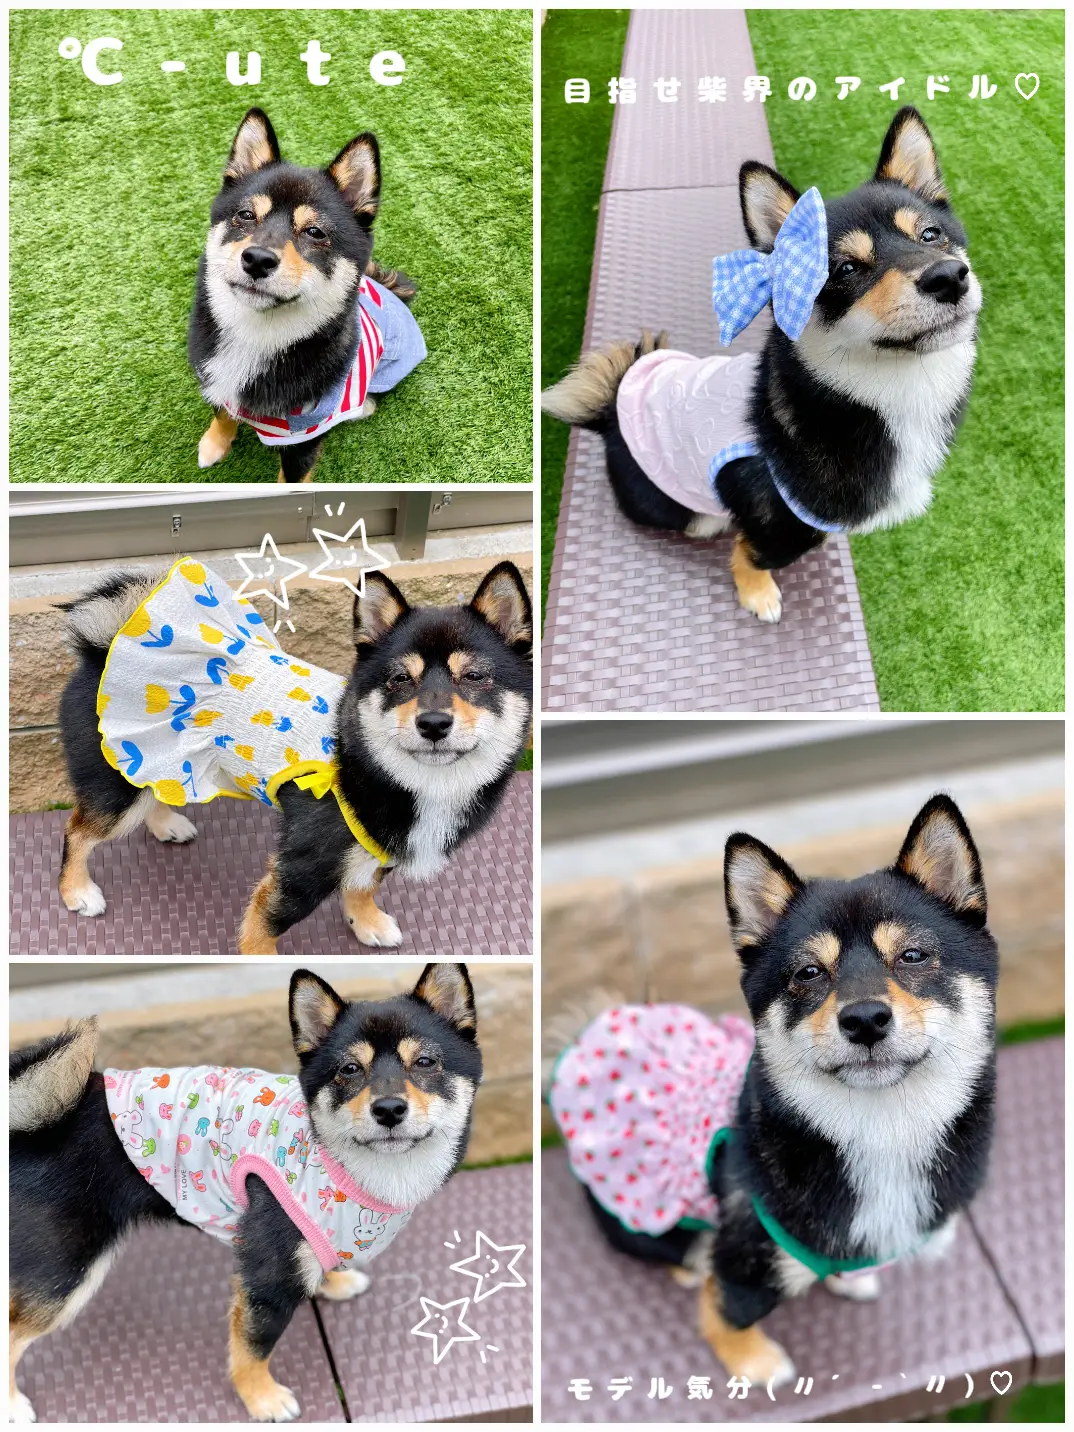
(917, 259, 969, 305)
(416, 710, 453, 743)
(371, 1096, 408, 1128)
(241, 246, 281, 280)
(838, 1000, 893, 1048)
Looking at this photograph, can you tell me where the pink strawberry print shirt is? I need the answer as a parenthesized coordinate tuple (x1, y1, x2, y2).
(105, 1066, 412, 1272)
(549, 1005, 755, 1237)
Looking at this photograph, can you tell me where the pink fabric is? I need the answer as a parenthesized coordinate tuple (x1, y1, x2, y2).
(616, 349, 760, 517)
(549, 1005, 755, 1236)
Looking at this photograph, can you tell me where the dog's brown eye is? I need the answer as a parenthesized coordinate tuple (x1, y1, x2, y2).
(836, 260, 858, 279)
(304, 225, 327, 240)
(338, 1062, 361, 1078)
(414, 1055, 436, 1069)
(898, 948, 929, 965)
(387, 671, 412, 688)
(236, 209, 256, 223)
(921, 227, 942, 243)
(794, 963, 824, 983)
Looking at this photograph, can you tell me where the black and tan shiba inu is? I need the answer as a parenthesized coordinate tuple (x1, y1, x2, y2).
(542, 108, 982, 622)
(550, 795, 997, 1386)
(190, 108, 425, 484)
(57, 564, 532, 954)
(10, 965, 482, 1423)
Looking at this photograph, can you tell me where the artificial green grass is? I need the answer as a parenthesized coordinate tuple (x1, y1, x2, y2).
(540, 9, 630, 612)
(10, 9, 532, 484)
(749, 9, 1064, 711)
(948, 1381, 1064, 1422)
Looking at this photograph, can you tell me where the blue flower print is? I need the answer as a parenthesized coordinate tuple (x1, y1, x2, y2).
(118, 741, 143, 777)
(206, 657, 228, 685)
(194, 583, 220, 608)
(274, 717, 293, 733)
(312, 696, 330, 715)
(140, 624, 174, 649)
(321, 736, 337, 756)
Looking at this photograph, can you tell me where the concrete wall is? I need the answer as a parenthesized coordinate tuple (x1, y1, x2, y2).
(10, 963, 533, 1166)
(10, 556, 533, 812)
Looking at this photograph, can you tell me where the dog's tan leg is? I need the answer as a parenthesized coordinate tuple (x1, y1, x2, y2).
(698, 1276, 795, 1388)
(238, 860, 280, 956)
(143, 798, 198, 844)
(227, 1288, 300, 1423)
(341, 864, 401, 948)
(198, 410, 239, 470)
(58, 805, 118, 917)
(730, 533, 783, 624)
(317, 1268, 371, 1301)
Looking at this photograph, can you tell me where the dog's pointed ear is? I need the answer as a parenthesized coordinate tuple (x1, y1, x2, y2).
(469, 563, 533, 653)
(353, 571, 410, 648)
(739, 162, 801, 251)
(412, 964, 477, 1039)
(874, 107, 948, 203)
(289, 970, 347, 1055)
(225, 108, 281, 183)
(724, 833, 803, 952)
(895, 795, 986, 924)
(327, 131, 381, 226)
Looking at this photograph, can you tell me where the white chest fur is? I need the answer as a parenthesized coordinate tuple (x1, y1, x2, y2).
(797, 332, 976, 534)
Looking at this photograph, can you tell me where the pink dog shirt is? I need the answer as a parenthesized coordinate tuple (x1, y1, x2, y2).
(615, 349, 761, 519)
(105, 1066, 412, 1271)
(549, 1005, 755, 1236)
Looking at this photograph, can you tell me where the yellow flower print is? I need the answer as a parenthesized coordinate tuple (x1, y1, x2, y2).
(180, 561, 207, 585)
(145, 684, 170, 714)
(120, 608, 152, 639)
(199, 625, 224, 645)
(154, 779, 187, 806)
(288, 688, 311, 702)
(228, 673, 255, 691)
(234, 744, 255, 762)
(235, 773, 261, 794)
(289, 664, 310, 677)
(250, 710, 274, 727)
(102, 744, 120, 770)
(191, 709, 223, 728)
(285, 746, 303, 766)
(97, 692, 111, 716)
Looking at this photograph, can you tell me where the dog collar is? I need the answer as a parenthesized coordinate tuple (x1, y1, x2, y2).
(706, 1126, 894, 1280)
(266, 760, 394, 866)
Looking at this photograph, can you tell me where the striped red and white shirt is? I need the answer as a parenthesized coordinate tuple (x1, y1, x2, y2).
(226, 277, 387, 448)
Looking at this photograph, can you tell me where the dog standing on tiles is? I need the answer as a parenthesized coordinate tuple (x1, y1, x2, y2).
(190, 108, 426, 483)
(543, 109, 982, 621)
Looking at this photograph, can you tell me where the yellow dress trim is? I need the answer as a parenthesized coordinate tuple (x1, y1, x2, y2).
(96, 558, 254, 808)
(266, 761, 394, 866)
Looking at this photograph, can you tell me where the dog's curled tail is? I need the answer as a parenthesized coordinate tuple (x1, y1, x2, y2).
(10, 1019, 98, 1133)
(60, 571, 162, 657)
(541, 987, 623, 1100)
(541, 330, 669, 429)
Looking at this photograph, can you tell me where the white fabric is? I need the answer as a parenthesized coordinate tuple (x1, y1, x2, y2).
(105, 1065, 412, 1272)
(97, 559, 344, 807)
(616, 349, 761, 517)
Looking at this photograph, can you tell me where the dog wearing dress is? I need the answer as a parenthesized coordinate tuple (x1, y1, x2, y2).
(56, 560, 532, 953)
(550, 796, 997, 1387)
(190, 108, 426, 483)
(542, 108, 981, 621)
(10, 965, 482, 1423)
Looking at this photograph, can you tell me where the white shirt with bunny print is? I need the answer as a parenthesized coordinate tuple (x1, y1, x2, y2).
(105, 1066, 413, 1272)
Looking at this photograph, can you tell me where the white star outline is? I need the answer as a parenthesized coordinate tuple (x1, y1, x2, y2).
(308, 517, 391, 599)
(449, 1230, 527, 1303)
(234, 533, 308, 612)
(410, 1294, 480, 1364)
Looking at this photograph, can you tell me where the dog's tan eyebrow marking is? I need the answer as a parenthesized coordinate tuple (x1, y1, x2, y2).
(801, 931, 840, 970)
(447, 651, 474, 679)
(837, 229, 874, 264)
(892, 208, 920, 240)
(248, 194, 272, 222)
(402, 654, 424, 680)
(294, 204, 319, 231)
(873, 922, 911, 962)
(347, 1040, 374, 1070)
(397, 1036, 422, 1066)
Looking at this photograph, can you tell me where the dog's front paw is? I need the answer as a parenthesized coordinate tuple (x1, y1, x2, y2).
(343, 892, 403, 948)
(356, 396, 377, 419)
(825, 1270, 881, 1301)
(731, 1337, 796, 1390)
(738, 571, 783, 623)
(318, 1268, 371, 1301)
(198, 430, 232, 469)
(240, 1381, 300, 1424)
(9, 1390, 37, 1424)
(62, 879, 107, 917)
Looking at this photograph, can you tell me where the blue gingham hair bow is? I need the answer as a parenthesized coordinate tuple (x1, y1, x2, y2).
(712, 186, 828, 346)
